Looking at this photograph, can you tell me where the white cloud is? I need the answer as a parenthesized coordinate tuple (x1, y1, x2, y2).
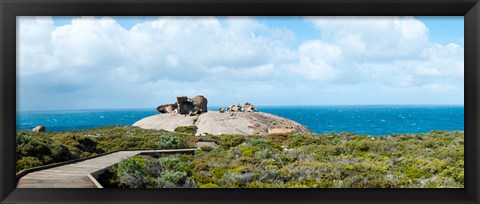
(306, 16, 429, 59)
(206, 64, 281, 81)
(288, 57, 338, 81)
(17, 16, 464, 110)
(19, 16, 296, 82)
(285, 16, 463, 92)
(165, 55, 180, 68)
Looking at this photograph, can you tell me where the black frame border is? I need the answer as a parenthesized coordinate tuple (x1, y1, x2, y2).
(1, 0, 479, 204)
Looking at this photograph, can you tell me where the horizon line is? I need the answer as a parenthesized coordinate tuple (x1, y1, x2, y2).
(17, 103, 465, 113)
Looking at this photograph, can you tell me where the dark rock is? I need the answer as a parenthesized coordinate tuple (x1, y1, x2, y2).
(227, 103, 242, 112)
(156, 95, 209, 116)
(32, 126, 46, 133)
(177, 96, 195, 114)
(219, 108, 225, 113)
(176, 96, 189, 104)
(192, 95, 208, 113)
(157, 103, 178, 113)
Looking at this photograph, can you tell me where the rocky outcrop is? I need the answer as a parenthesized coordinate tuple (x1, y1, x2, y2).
(32, 126, 46, 133)
(133, 114, 199, 132)
(133, 111, 311, 136)
(224, 102, 257, 113)
(156, 103, 178, 114)
(176, 96, 195, 114)
(243, 102, 257, 112)
(227, 103, 242, 112)
(192, 95, 208, 113)
(156, 95, 208, 116)
(142, 98, 310, 136)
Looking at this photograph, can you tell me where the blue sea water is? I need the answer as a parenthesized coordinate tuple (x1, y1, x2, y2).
(16, 105, 464, 136)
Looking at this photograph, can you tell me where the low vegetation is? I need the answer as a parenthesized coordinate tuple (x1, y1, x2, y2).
(16, 127, 464, 188)
(174, 126, 198, 135)
(15, 126, 195, 173)
(103, 130, 463, 188)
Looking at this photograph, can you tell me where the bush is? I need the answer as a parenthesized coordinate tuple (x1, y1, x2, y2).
(155, 135, 188, 149)
(24, 127, 462, 189)
(200, 146, 213, 152)
(16, 156, 42, 172)
(117, 158, 147, 188)
(199, 183, 219, 188)
(218, 135, 246, 149)
(79, 152, 92, 158)
(161, 157, 184, 172)
(174, 126, 198, 135)
(163, 171, 187, 185)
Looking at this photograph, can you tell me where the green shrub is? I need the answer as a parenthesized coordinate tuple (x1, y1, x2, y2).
(163, 171, 187, 185)
(200, 146, 213, 152)
(16, 127, 463, 188)
(16, 156, 43, 172)
(219, 135, 246, 149)
(116, 157, 147, 188)
(199, 183, 219, 188)
(174, 126, 198, 135)
(155, 135, 188, 149)
(161, 157, 184, 172)
(79, 152, 92, 158)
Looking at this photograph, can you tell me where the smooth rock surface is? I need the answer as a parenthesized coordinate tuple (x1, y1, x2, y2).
(132, 114, 198, 132)
(133, 111, 311, 136)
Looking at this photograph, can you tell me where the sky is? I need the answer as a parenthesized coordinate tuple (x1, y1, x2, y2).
(17, 16, 464, 111)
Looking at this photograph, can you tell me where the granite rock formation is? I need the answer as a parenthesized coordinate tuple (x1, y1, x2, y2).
(139, 98, 310, 136)
(156, 103, 178, 114)
(227, 103, 242, 112)
(156, 95, 208, 116)
(224, 102, 257, 113)
(192, 95, 208, 113)
(243, 102, 257, 112)
(32, 126, 46, 133)
(134, 111, 310, 136)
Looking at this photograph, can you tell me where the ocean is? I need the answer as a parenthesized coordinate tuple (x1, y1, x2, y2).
(16, 105, 464, 136)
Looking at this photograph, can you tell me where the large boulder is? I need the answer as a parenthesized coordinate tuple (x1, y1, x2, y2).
(32, 126, 46, 133)
(156, 103, 178, 113)
(156, 95, 209, 116)
(176, 96, 195, 114)
(192, 95, 208, 113)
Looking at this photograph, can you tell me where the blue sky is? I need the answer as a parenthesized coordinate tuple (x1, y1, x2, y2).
(18, 16, 464, 111)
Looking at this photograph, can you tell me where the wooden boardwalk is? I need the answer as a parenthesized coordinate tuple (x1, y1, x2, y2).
(17, 149, 197, 188)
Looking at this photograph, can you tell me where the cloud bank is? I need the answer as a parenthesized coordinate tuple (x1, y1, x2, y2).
(17, 16, 463, 111)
